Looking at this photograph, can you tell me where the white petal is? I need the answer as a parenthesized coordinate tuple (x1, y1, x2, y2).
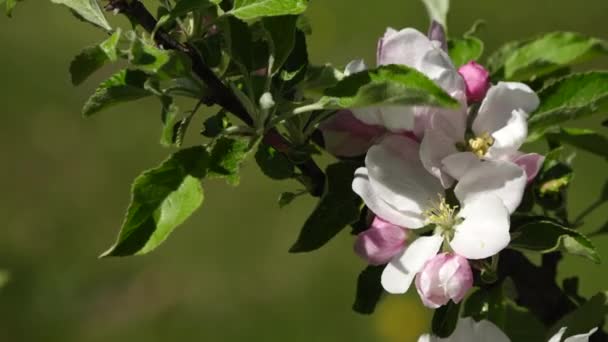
(366, 135, 444, 227)
(344, 59, 367, 75)
(419, 47, 465, 94)
(352, 168, 423, 228)
(416, 334, 437, 342)
(472, 320, 511, 342)
(563, 328, 599, 342)
(548, 327, 567, 342)
(451, 195, 510, 259)
(473, 82, 539, 137)
(381, 235, 443, 294)
(486, 109, 528, 159)
(441, 152, 482, 180)
(378, 28, 435, 67)
(429, 91, 468, 142)
(420, 128, 458, 188)
(454, 160, 527, 214)
(352, 106, 416, 132)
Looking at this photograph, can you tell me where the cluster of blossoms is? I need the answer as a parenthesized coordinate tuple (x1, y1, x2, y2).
(321, 26, 546, 308)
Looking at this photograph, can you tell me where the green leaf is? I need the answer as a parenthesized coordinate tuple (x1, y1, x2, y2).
(420, 0, 449, 29)
(528, 72, 608, 134)
(502, 301, 546, 341)
(462, 285, 505, 324)
(279, 29, 308, 88)
(501, 32, 608, 81)
(431, 300, 461, 338)
(278, 191, 298, 208)
(263, 15, 297, 74)
(168, 0, 215, 18)
(70, 29, 122, 85)
(298, 64, 458, 113)
(101, 146, 209, 257)
(301, 64, 343, 95)
(510, 221, 600, 263)
(220, 16, 254, 70)
(546, 127, 608, 159)
(549, 291, 608, 340)
(448, 36, 483, 68)
(128, 36, 192, 79)
(159, 97, 180, 147)
(255, 143, 294, 180)
(82, 69, 152, 117)
(229, 0, 307, 20)
(486, 40, 526, 78)
(202, 110, 231, 138)
(4, 0, 17, 17)
(352, 265, 385, 315)
(289, 162, 361, 253)
(50, 0, 111, 31)
(208, 137, 251, 185)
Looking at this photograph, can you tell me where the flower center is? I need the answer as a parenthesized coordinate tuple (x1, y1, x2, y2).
(423, 195, 460, 230)
(468, 132, 494, 158)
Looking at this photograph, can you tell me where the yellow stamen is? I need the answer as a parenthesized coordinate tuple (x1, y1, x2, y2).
(468, 132, 494, 158)
(423, 195, 459, 229)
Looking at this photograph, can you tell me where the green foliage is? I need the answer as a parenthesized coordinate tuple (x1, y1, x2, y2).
(289, 162, 361, 252)
(159, 96, 181, 147)
(262, 15, 298, 74)
(528, 72, 608, 135)
(50, 0, 111, 31)
(0, 270, 9, 289)
(202, 110, 231, 138)
(546, 127, 608, 159)
(549, 291, 608, 340)
(489, 32, 608, 81)
(82, 69, 151, 117)
(208, 137, 251, 185)
(70, 29, 122, 85)
(278, 191, 298, 208)
(229, 0, 308, 20)
(511, 221, 600, 263)
(101, 146, 209, 257)
(127, 35, 192, 79)
(431, 300, 461, 337)
(297, 64, 459, 113)
(255, 143, 294, 180)
(448, 36, 483, 68)
(420, 0, 449, 29)
(2, 0, 18, 17)
(352, 265, 385, 315)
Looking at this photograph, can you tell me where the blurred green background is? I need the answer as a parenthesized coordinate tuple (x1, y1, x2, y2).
(1, 1, 607, 341)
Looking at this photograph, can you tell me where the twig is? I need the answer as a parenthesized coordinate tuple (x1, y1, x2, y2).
(105, 0, 325, 196)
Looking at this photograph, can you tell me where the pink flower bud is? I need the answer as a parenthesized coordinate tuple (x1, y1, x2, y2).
(458, 61, 490, 103)
(354, 216, 408, 265)
(415, 253, 473, 308)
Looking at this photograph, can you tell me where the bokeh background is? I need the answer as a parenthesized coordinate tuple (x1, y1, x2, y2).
(1, 0, 607, 341)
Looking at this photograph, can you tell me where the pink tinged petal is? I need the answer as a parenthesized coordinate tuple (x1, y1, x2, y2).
(352, 106, 417, 133)
(320, 110, 386, 157)
(365, 135, 444, 228)
(344, 59, 367, 76)
(485, 109, 529, 159)
(451, 195, 510, 260)
(415, 253, 473, 308)
(420, 128, 458, 188)
(420, 47, 465, 94)
(427, 20, 447, 51)
(474, 82, 540, 137)
(377, 28, 435, 67)
(454, 159, 527, 214)
(563, 328, 599, 342)
(353, 168, 420, 228)
(441, 152, 482, 180)
(354, 216, 408, 265)
(458, 61, 491, 103)
(381, 235, 443, 294)
(512, 153, 545, 183)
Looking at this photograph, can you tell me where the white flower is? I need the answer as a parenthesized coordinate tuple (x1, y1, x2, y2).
(418, 318, 598, 342)
(349, 28, 466, 137)
(420, 82, 540, 188)
(352, 134, 524, 294)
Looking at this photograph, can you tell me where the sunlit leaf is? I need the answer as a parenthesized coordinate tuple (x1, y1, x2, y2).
(229, 0, 307, 20)
(70, 29, 122, 85)
(82, 69, 152, 117)
(50, 0, 111, 31)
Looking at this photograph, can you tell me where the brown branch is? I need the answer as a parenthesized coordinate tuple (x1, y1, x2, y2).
(105, 0, 325, 196)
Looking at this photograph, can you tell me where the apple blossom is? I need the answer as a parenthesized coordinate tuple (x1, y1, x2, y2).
(458, 61, 491, 103)
(352, 134, 520, 294)
(415, 252, 473, 308)
(354, 216, 408, 265)
(418, 318, 597, 342)
(420, 81, 540, 188)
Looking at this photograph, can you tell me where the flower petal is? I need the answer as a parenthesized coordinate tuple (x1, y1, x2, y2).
(512, 153, 545, 183)
(451, 195, 510, 260)
(344, 59, 367, 75)
(454, 159, 527, 214)
(378, 28, 435, 67)
(381, 235, 443, 294)
(420, 128, 458, 188)
(441, 152, 482, 180)
(353, 168, 422, 228)
(366, 135, 444, 227)
(564, 327, 598, 342)
(486, 109, 529, 158)
(473, 82, 539, 137)
(352, 106, 417, 133)
(320, 110, 385, 157)
(354, 217, 408, 265)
